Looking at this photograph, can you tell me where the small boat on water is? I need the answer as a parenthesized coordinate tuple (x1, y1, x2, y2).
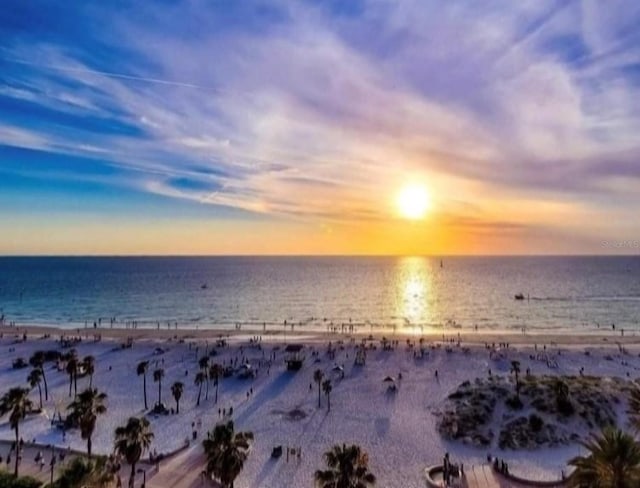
(514, 293, 525, 300)
(201, 283, 208, 290)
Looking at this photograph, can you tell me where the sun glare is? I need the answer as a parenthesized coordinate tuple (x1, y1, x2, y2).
(396, 183, 431, 220)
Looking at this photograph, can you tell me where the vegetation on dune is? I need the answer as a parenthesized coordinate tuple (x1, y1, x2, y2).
(437, 375, 626, 449)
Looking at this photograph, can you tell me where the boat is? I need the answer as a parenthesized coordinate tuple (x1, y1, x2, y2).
(201, 283, 208, 290)
(514, 293, 525, 300)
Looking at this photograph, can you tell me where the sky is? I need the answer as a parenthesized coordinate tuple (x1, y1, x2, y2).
(1, 0, 640, 255)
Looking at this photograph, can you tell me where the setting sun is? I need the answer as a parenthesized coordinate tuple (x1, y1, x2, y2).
(396, 183, 431, 220)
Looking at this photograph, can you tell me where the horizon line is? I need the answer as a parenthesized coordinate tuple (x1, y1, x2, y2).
(0, 253, 638, 258)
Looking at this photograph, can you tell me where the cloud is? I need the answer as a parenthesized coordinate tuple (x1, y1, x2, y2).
(1, 0, 640, 233)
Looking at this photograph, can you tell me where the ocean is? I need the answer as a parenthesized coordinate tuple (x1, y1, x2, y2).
(0, 256, 639, 334)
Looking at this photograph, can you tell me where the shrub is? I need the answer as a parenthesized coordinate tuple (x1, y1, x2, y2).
(528, 413, 544, 432)
(506, 395, 523, 410)
(0, 471, 42, 488)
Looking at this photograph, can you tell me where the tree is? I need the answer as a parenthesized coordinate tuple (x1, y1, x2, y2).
(153, 368, 165, 407)
(510, 360, 521, 398)
(29, 351, 48, 401)
(323, 379, 333, 412)
(199, 356, 210, 400)
(65, 351, 79, 397)
(114, 417, 154, 488)
(209, 364, 222, 404)
(203, 420, 253, 488)
(0, 387, 33, 476)
(83, 355, 95, 388)
(52, 456, 116, 488)
(568, 427, 640, 487)
(136, 361, 149, 410)
(68, 388, 107, 459)
(195, 371, 206, 407)
(0, 471, 41, 488)
(314, 443, 376, 488)
(314, 369, 324, 408)
(27, 368, 43, 409)
(171, 381, 184, 414)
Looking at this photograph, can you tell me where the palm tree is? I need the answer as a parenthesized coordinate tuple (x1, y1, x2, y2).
(136, 361, 149, 410)
(83, 355, 95, 388)
(195, 371, 206, 407)
(29, 351, 48, 401)
(27, 368, 44, 409)
(153, 368, 165, 406)
(199, 356, 210, 400)
(54, 456, 116, 488)
(568, 427, 640, 487)
(171, 381, 184, 414)
(0, 387, 33, 476)
(68, 388, 107, 459)
(202, 420, 254, 488)
(314, 369, 324, 408)
(323, 379, 333, 412)
(114, 417, 154, 488)
(314, 443, 376, 488)
(209, 364, 222, 404)
(628, 386, 640, 434)
(65, 351, 79, 397)
(510, 360, 521, 398)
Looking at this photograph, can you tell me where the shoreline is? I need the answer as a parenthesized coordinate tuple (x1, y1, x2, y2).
(2, 323, 637, 347)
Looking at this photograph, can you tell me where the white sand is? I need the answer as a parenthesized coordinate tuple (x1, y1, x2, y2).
(0, 326, 638, 487)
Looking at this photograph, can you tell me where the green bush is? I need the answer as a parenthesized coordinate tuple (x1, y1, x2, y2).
(505, 395, 523, 410)
(528, 413, 544, 432)
(0, 471, 42, 488)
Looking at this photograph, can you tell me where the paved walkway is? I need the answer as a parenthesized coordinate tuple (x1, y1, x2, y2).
(147, 443, 209, 488)
(465, 465, 503, 488)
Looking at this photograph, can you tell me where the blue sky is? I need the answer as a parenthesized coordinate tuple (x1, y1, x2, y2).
(1, 1, 640, 254)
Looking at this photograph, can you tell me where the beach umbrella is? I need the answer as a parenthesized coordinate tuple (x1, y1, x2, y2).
(383, 376, 395, 383)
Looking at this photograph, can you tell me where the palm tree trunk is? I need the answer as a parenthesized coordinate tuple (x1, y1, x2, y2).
(327, 393, 331, 412)
(42, 368, 48, 401)
(14, 426, 19, 477)
(197, 384, 202, 406)
(318, 384, 321, 408)
(38, 383, 43, 409)
(158, 380, 162, 405)
(129, 462, 136, 488)
(89, 373, 93, 389)
(74, 372, 78, 396)
(205, 377, 209, 401)
(87, 437, 92, 459)
(69, 374, 73, 397)
(176, 399, 180, 414)
(143, 374, 148, 410)
(215, 381, 219, 404)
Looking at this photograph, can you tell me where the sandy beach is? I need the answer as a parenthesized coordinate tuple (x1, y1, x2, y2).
(1, 323, 638, 487)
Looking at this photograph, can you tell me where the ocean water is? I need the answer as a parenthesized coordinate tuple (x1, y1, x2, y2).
(0, 256, 639, 334)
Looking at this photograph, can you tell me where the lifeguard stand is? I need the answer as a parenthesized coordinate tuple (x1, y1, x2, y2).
(284, 344, 305, 371)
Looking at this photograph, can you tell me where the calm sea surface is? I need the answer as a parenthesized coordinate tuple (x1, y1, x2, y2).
(0, 256, 639, 334)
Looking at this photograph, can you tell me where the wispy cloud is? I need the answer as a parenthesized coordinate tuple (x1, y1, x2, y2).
(1, 0, 640, 241)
